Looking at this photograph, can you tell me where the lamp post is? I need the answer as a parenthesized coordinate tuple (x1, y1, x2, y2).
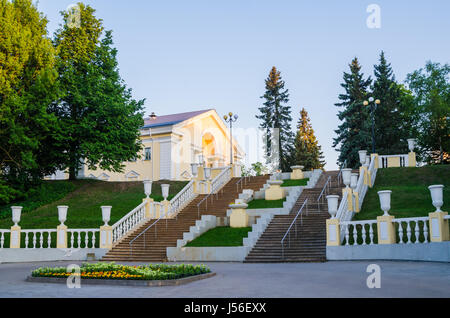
(148, 112, 157, 181)
(223, 112, 238, 165)
(363, 97, 381, 154)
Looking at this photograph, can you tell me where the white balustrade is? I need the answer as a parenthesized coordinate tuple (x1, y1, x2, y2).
(379, 154, 409, 168)
(111, 202, 146, 243)
(22, 229, 57, 249)
(68, 229, 99, 248)
(0, 230, 10, 249)
(167, 179, 196, 218)
(393, 217, 429, 244)
(341, 220, 378, 245)
(211, 166, 232, 194)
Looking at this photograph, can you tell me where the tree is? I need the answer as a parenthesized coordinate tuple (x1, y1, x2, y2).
(52, 3, 145, 179)
(294, 108, 325, 170)
(0, 0, 61, 204)
(333, 58, 372, 169)
(406, 62, 450, 164)
(256, 67, 295, 172)
(372, 51, 413, 155)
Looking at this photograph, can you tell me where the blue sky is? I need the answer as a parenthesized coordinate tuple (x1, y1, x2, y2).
(37, 0, 450, 170)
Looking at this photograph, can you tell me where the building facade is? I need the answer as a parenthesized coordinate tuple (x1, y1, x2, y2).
(46, 109, 245, 182)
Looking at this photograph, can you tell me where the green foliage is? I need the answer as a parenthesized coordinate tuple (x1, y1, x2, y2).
(333, 58, 372, 169)
(52, 4, 145, 179)
(256, 67, 295, 172)
(246, 198, 286, 209)
(406, 61, 450, 164)
(0, 0, 62, 204)
(281, 178, 309, 187)
(185, 227, 251, 247)
(32, 262, 211, 281)
(294, 108, 325, 170)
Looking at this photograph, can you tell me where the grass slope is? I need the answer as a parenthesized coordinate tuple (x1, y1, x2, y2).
(246, 198, 286, 209)
(185, 227, 252, 247)
(281, 178, 309, 187)
(0, 179, 188, 229)
(355, 165, 450, 220)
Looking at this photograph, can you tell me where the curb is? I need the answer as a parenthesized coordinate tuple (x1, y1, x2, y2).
(26, 272, 216, 287)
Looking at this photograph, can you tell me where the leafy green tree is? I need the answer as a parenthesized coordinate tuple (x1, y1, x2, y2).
(294, 108, 325, 170)
(406, 62, 450, 164)
(372, 51, 414, 155)
(256, 67, 295, 172)
(333, 58, 372, 169)
(52, 3, 145, 179)
(0, 0, 61, 204)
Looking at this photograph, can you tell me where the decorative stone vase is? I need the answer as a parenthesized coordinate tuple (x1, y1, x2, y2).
(229, 203, 249, 228)
(428, 185, 444, 212)
(358, 150, 367, 166)
(161, 184, 170, 201)
(377, 190, 392, 216)
(350, 173, 358, 190)
(290, 165, 304, 180)
(326, 195, 339, 218)
(342, 168, 352, 188)
(57, 206, 68, 225)
(407, 139, 416, 152)
(11, 206, 22, 226)
(190, 163, 199, 178)
(143, 180, 152, 198)
(101, 206, 112, 226)
(265, 180, 285, 201)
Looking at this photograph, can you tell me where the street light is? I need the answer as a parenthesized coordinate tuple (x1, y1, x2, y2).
(148, 112, 157, 180)
(223, 112, 238, 165)
(363, 97, 381, 154)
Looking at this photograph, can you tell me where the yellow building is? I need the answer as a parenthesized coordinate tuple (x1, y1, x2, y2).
(46, 109, 245, 181)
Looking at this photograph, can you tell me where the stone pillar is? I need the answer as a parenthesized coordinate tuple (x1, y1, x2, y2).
(408, 152, 417, 167)
(10, 226, 21, 248)
(377, 215, 396, 244)
(429, 211, 449, 242)
(353, 192, 360, 213)
(100, 226, 113, 249)
(143, 197, 154, 219)
(342, 187, 353, 212)
(360, 166, 369, 186)
(265, 180, 285, 201)
(229, 203, 249, 228)
(371, 153, 379, 169)
(56, 225, 68, 249)
(290, 166, 304, 180)
(162, 200, 170, 218)
(326, 218, 340, 246)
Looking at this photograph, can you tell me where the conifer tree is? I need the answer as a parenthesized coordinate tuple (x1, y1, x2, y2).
(52, 3, 145, 180)
(256, 67, 295, 172)
(372, 51, 412, 155)
(333, 58, 372, 169)
(294, 108, 325, 170)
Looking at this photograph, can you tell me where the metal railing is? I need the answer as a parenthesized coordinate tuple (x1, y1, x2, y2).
(128, 206, 168, 257)
(236, 175, 251, 192)
(280, 199, 308, 259)
(317, 176, 331, 211)
(337, 159, 347, 187)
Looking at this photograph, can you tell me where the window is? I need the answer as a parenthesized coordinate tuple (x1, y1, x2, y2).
(145, 147, 152, 161)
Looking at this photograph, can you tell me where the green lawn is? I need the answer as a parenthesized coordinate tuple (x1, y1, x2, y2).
(0, 179, 188, 230)
(185, 227, 251, 247)
(281, 178, 309, 187)
(355, 165, 450, 220)
(347, 165, 450, 245)
(246, 198, 286, 209)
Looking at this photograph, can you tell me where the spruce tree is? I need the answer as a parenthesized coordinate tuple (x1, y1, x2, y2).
(294, 108, 325, 170)
(333, 58, 372, 169)
(52, 4, 145, 179)
(372, 51, 411, 155)
(256, 67, 295, 172)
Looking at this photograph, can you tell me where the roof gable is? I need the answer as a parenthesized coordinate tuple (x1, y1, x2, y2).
(142, 109, 212, 129)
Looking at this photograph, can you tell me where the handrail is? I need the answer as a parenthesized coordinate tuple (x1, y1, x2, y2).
(197, 166, 232, 217)
(112, 201, 146, 230)
(280, 199, 308, 259)
(168, 179, 195, 220)
(316, 176, 331, 211)
(128, 202, 166, 256)
(236, 175, 249, 192)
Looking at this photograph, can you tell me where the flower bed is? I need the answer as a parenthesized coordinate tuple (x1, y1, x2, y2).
(31, 262, 211, 281)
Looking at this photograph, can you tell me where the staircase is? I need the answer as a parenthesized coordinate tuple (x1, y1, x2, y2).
(102, 175, 270, 262)
(244, 171, 345, 263)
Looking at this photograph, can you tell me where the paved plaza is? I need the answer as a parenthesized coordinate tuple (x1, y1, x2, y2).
(0, 260, 448, 298)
